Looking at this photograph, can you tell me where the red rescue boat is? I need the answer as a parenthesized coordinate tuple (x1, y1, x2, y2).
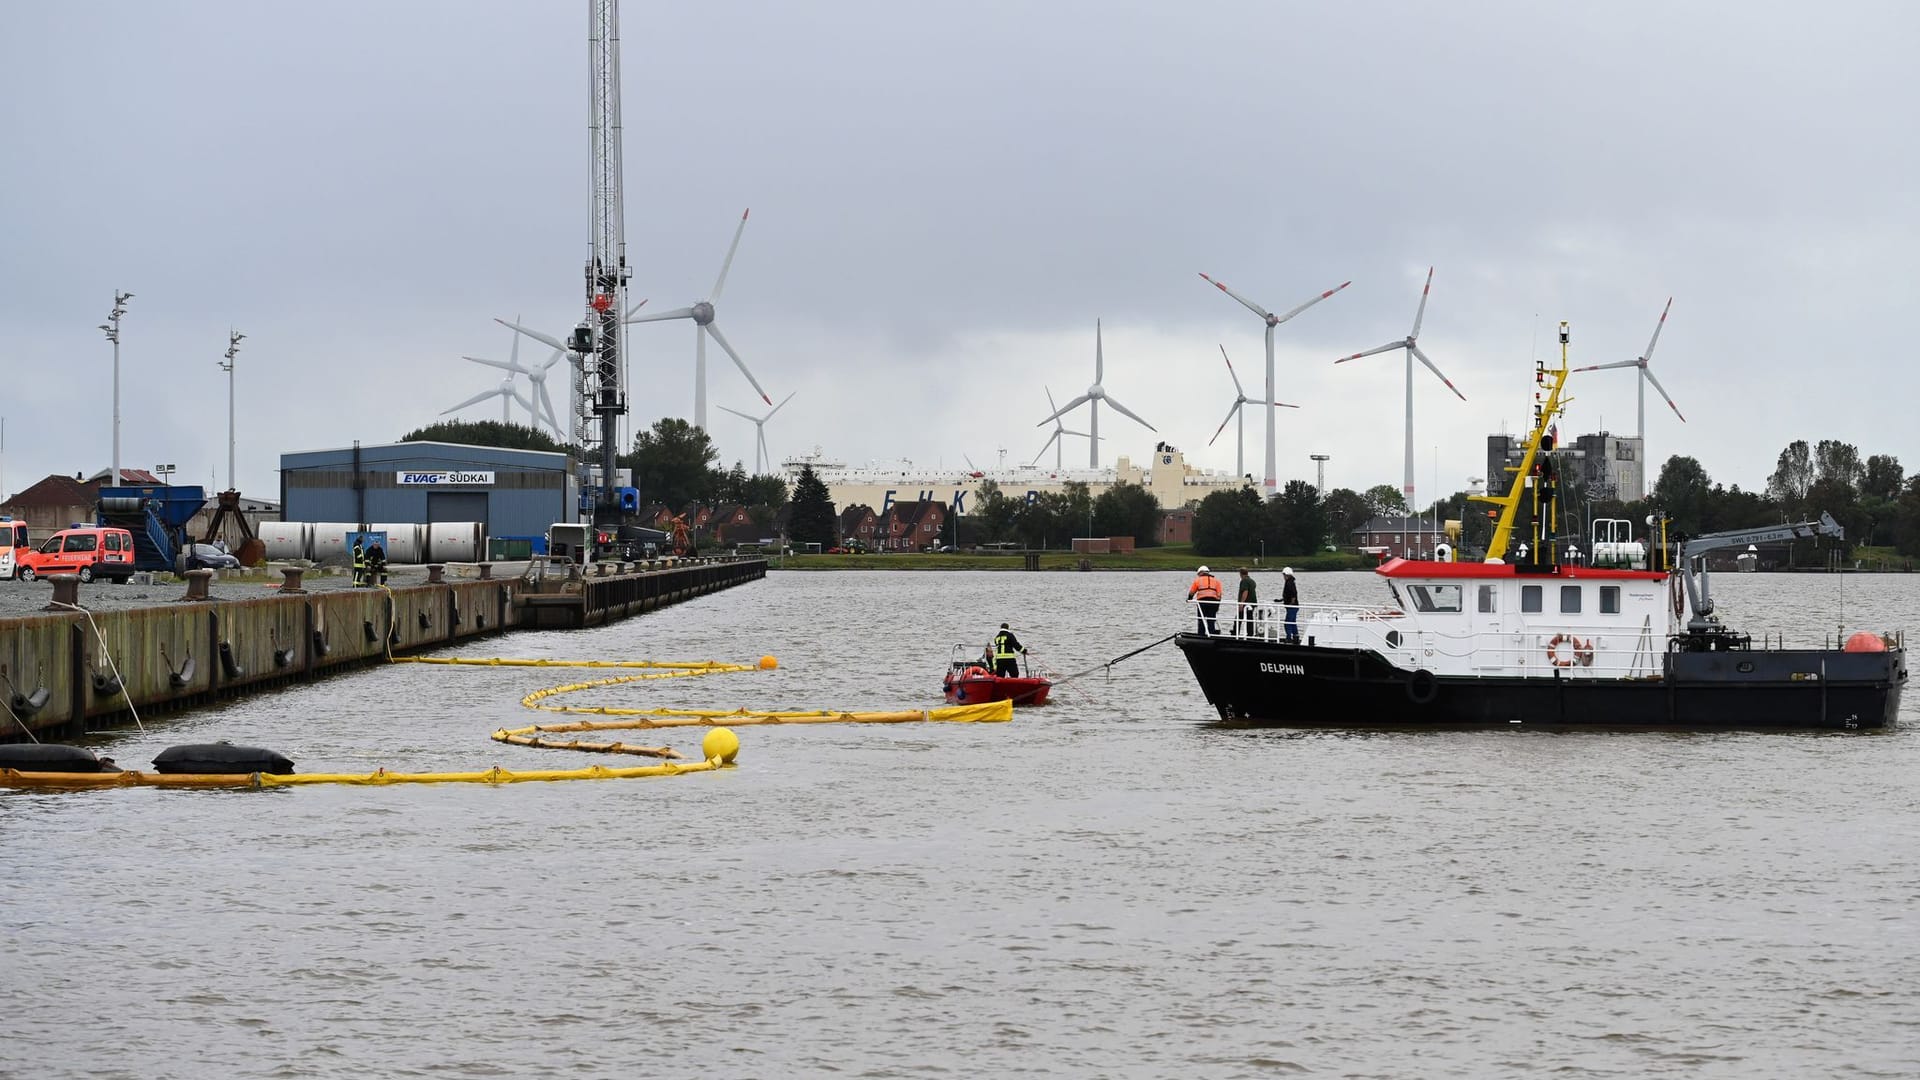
(942, 644, 1052, 706)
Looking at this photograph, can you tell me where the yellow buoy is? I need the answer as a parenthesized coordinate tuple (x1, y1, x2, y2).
(758, 655, 778, 670)
(702, 727, 741, 764)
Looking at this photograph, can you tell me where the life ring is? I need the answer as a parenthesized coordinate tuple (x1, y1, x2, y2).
(1670, 574, 1685, 619)
(1545, 634, 1579, 668)
(965, 666, 989, 679)
(1406, 667, 1439, 705)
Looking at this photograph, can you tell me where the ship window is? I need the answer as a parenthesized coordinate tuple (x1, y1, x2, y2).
(1405, 584, 1462, 613)
(1600, 585, 1621, 614)
(1521, 585, 1542, 613)
(1560, 585, 1582, 613)
(1477, 584, 1497, 613)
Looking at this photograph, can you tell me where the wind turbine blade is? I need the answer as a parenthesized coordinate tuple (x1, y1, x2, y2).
(1059, 427, 1092, 437)
(715, 404, 757, 422)
(626, 306, 698, 325)
(1219, 344, 1246, 397)
(711, 209, 749, 301)
(538, 347, 567, 373)
(1198, 273, 1273, 321)
(1409, 267, 1434, 339)
(1641, 297, 1673, 364)
(440, 388, 502, 414)
(1264, 400, 1302, 409)
(1095, 319, 1104, 384)
(463, 355, 516, 373)
(1031, 429, 1061, 466)
(508, 387, 539, 416)
(1335, 341, 1405, 363)
(1037, 394, 1093, 426)
(766, 391, 796, 419)
(494, 319, 570, 353)
(1643, 367, 1686, 422)
(509, 313, 521, 369)
(1044, 386, 1061, 417)
(1101, 394, 1157, 431)
(703, 322, 772, 405)
(1209, 401, 1243, 446)
(623, 297, 649, 320)
(1273, 280, 1352, 325)
(534, 380, 563, 435)
(1571, 359, 1640, 373)
(1410, 344, 1467, 401)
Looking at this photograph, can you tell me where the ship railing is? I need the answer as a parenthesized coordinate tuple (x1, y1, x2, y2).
(1189, 600, 1673, 678)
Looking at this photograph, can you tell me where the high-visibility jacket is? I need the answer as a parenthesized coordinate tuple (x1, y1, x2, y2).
(1188, 573, 1222, 601)
(993, 630, 1023, 661)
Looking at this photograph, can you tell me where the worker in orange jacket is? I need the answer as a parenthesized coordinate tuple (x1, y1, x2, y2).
(1187, 565, 1224, 635)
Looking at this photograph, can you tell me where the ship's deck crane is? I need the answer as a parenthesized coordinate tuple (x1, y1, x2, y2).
(582, 0, 629, 532)
(1670, 512, 1844, 634)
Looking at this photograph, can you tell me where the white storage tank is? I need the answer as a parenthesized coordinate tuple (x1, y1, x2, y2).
(257, 521, 312, 561)
(309, 523, 360, 565)
(426, 522, 484, 563)
(370, 523, 424, 564)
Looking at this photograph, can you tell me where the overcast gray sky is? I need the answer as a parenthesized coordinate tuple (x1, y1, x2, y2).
(4, 1, 1914, 506)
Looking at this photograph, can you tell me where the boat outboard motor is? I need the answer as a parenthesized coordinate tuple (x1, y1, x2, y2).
(0, 744, 110, 773)
(151, 743, 295, 775)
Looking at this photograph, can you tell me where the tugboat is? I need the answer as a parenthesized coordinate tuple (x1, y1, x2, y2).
(1176, 321, 1906, 730)
(942, 645, 1053, 706)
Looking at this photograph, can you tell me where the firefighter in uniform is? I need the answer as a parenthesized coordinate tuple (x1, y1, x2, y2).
(351, 538, 367, 588)
(990, 623, 1026, 678)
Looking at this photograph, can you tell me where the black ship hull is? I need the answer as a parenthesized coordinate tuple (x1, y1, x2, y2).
(1175, 633, 1906, 731)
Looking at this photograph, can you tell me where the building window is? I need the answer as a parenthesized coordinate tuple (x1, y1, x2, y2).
(1560, 585, 1582, 614)
(1521, 585, 1542, 613)
(1477, 584, 1497, 613)
(1600, 585, 1621, 614)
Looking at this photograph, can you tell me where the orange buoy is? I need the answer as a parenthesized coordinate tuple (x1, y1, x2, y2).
(1844, 631, 1888, 653)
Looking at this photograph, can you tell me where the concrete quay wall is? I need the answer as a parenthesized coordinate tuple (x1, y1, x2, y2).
(0, 558, 766, 741)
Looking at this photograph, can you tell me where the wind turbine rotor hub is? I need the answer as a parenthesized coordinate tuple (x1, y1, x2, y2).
(1087, 384, 1102, 398)
(691, 301, 716, 325)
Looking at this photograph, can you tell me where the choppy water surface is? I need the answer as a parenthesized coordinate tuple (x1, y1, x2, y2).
(3, 570, 1917, 1078)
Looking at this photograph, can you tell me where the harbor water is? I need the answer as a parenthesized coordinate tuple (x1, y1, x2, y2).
(3, 570, 1917, 1078)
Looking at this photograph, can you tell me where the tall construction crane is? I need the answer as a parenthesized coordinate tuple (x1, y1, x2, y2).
(579, 0, 630, 529)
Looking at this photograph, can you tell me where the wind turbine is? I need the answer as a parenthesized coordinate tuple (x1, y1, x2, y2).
(627, 208, 773, 431)
(1199, 272, 1350, 495)
(1032, 386, 1095, 468)
(716, 392, 796, 476)
(1035, 320, 1155, 468)
(1334, 267, 1465, 506)
(459, 316, 565, 436)
(441, 375, 537, 426)
(1572, 298, 1684, 438)
(494, 299, 645, 448)
(1208, 344, 1299, 478)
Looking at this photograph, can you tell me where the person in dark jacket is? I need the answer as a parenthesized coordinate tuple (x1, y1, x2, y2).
(367, 543, 389, 587)
(990, 623, 1026, 677)
(1281, 567, 1301, 643)
(1233, 568, 1257, 635)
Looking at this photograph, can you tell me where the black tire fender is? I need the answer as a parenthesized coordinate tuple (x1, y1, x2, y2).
(1406, 667, 1439, 705)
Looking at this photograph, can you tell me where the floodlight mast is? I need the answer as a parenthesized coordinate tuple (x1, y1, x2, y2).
(585, 0, 630, 527)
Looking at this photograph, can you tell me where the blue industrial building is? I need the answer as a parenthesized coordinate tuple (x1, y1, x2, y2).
(279, 442, 576, 541)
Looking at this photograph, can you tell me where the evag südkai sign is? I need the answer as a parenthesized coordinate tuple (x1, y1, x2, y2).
(396, 471, 495, 485)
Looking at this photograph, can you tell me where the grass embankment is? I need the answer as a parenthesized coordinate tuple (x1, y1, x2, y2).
(767, 546, 1371, 572)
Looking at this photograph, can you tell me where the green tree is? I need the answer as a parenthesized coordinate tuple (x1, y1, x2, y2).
(1766, 439, 1813, 512)
(1363, 484, 1409, 519)
(1014, 491, 1070, 549)
(740, 474, 788, 508)
(1651, 455, 1714, 535)
(975, 480, 1020, 545)
(1863, 454, 1904, 500)
(1321, 487, 1372, 549)
(1192, 487, 1264, 557)
(1093, 480, 1162, 546)
(787, 464, 837, 547)
(1267, 479, 1327, 555)
(711, 462, 751, 504)
(620, 417, 719, 510)
(400, 419, 566, 454)
(1813, 440, 1864, 494)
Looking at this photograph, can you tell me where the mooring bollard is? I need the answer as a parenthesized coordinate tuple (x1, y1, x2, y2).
(44, 574, 82, 611)
(477, 563, 494, 580)
(426, 564, 446, 584)
(279, 567, 307, 594)
(595, 562, 610, 577)
(181, 568, 215, 601)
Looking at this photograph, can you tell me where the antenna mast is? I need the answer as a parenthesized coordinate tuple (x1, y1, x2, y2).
(584, 0, 630, 523)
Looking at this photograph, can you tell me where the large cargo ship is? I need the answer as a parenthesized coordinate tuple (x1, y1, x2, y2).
(1175, 322, 1906, 731)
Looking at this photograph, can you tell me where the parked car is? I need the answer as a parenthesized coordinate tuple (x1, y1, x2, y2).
(16, 526, 137, 583)
(185, 543, 241, 570)
(0, 517, 27, 580)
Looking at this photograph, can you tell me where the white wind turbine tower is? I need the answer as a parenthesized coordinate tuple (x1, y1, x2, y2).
(1032, 386, 1095, 468)
(1199, 272, 1350, 495)
(1334, 267, 1466, 506)
(1208, 344, 1299, 478)
(717, 392, 796, 476)
(1036, 320, 1155, 468)
(1572, 298, 1684, 438)
(496, 299, 646, 448)
(627, 209, 773, 431)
